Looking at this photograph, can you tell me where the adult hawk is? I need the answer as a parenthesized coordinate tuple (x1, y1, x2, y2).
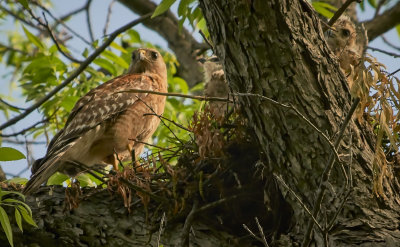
(23, 48, 168, 194)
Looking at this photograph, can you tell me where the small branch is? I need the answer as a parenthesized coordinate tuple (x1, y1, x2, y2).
(143, 113, 192, 132)
(2, 138, 46, 145)
(0, 42, 28, 55)
(103, 0, 116, 36)
(157, 212, 166, 247)
(381, 36, 400, 51)
(0, 117, 49, 137)
(374, 0, 386, 18)
(117, 89, 233, 102)
(199, 29, 214, 54)
(32, 1, 91, 45)
(327, 0, 359, 28)
(243, 224, 265, 245)
(388, 68, 400, 77)
(255, 217, 270, 247)
(0, 5, 38, 29)
(233, 93, 340, 162)
(274, 174, 323, 233)
(41, 13, 83, 63)
(129, 138, 178, 152)
(134, 96, 184, 145)
(85, 0, 95, 43)
(0, 13, 152, 131)
(367, 46, 400, 58)
(302, 97, 360, 247)
(180, 200, 198, 247)
(0, 98, 26, 110)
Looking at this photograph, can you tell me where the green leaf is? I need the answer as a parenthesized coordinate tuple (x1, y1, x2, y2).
(312, 2, 337, 18)
(17, 0, 30, 10)
(0, 147, 26, 161)
(0, 189, 25, 202)
(101, 50, 129, 69)
(47, 172, 69, 185)
(76, 174, 95, 187)
(94, 58, 118, 76)
(0, 206, 13, 247)
(22, 26, 44, 49)
(14, 209, 22, 232)
(396, 24, 400, 39)
(127, 30, 141, 43)
(368, 0, 376, 8)
(172, 77, 189, 94)
(17, 205, 37, 228)
(151, 0, 177, 18)
(6, 178, 28, 185)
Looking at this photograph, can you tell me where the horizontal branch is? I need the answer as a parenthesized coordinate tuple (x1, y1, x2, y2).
(364, 1, 400, 41)
(117, 89, 233, 102)
(0, 13, 151, 131)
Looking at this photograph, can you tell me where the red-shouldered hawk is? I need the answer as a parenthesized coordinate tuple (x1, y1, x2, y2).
(23, 48, 167, 194)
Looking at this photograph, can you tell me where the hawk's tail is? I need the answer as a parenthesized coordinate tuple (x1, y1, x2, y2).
(23, 151, 67, 195)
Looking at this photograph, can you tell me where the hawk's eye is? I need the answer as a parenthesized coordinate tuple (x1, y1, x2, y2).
(151, 51, 158, 60)
(131, 52, 136, 60)
(342, 29, 350, 37)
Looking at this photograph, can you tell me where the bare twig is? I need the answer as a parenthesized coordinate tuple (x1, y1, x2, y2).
(2, 138, 46, 145)
(180, 200, 198, 247)
(274, 174, 323, 233)
(243, 224, 265, 245)
(0, 43, 28, 55)
(85, 0, 95, 43)
(157, 212, 166, 247)
(118, 89, 233, 102)
(103, 0, 116, 36)
(388, 68, 400, 77)
(134, 96, 184, 145)
(0, 98, 26, 110)
(381, 36, 400, 51)
(41, 13, 83, 63)
(303, 97, 360, 247)
(233, 92, 340, 162)
(0, 5, 38, 29)
(143, 113, 192, 132)
(199, 29, 214, 53)
(325, 0, 359, 31)
(32, 1, 91, 45)
(368, 46, 400, 58)
(0, 13, 152, 131)
(374, 0, 386, 18)
(0, 117, 49, 137)
(255, 217, 270, 247)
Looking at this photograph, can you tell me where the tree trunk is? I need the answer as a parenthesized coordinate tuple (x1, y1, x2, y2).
(199, 0, 400, 246)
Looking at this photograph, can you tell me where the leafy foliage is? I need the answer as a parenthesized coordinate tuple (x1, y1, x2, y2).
(0, 188, 37, 247)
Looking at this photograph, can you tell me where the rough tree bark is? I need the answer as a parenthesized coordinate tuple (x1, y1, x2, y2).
(200, 0, 400, 246)
(4, 1, 400, 246)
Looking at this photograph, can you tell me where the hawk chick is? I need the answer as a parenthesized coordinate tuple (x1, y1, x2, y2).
(326, 16, 362, 88)
(202, 57, 231, 119)
(24, 48, 168, 194)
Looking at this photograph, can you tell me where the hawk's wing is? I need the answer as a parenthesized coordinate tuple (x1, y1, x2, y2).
(24, 73, 161, 194)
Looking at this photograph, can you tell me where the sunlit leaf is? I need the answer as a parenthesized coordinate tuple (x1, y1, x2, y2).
(6, 178, 28, 185)
(0, 206, 13, 247)
(152, 0, 177, 18)
(0, 147, 26, 161)
(22, 26, 44, 49)
(17, 205, 37, 228)
(312, 2, 337, 18)
(14, 209, 22, 232)
(94, 58, 118, 76)
(47, 172, 69, 185)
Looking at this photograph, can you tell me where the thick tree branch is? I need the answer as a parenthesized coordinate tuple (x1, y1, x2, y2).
(363, 1, 400, 41)
(117, 0, 207, 87)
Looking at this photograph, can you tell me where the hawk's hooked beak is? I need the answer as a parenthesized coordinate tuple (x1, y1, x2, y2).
(139, 50, 146, 61)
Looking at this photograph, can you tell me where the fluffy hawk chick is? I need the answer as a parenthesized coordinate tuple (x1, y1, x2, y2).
(23, 48, 167, 195)
(325, 16, 361, 88)
(202, 57, 230, 119)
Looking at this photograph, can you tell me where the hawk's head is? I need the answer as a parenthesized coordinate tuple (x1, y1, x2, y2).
(128, 48, 167, 79)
